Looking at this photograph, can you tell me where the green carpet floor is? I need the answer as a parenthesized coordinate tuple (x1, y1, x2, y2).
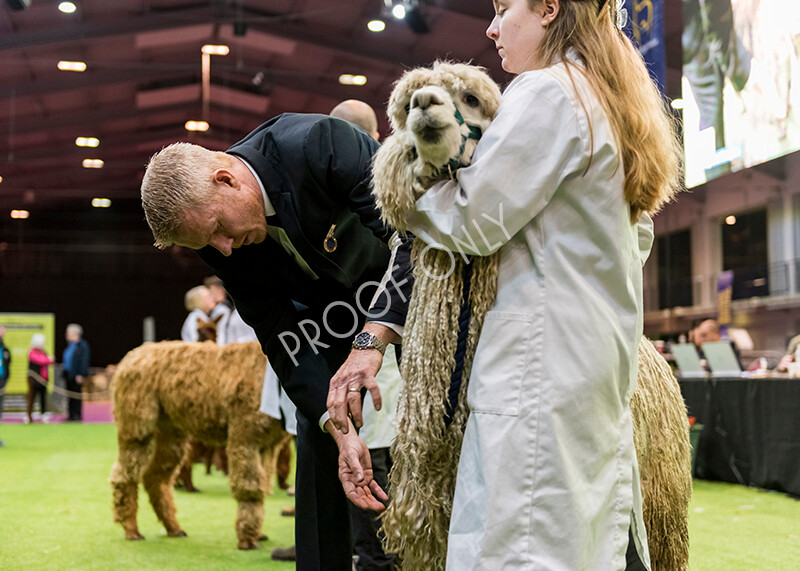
(1, 422, 799, 569)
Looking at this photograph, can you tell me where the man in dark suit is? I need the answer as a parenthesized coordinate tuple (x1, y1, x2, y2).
(141, 113, 410, 570)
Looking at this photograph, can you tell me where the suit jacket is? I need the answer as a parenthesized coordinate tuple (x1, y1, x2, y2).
(199, 113, 412, 424)
(64, 339, 90, 379)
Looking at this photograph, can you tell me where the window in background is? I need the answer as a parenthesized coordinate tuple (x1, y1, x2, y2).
(657, 229, 693, 309)
(722, 209, 768, 299)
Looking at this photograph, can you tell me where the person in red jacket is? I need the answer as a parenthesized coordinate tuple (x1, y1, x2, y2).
(27, 333, 54, 423)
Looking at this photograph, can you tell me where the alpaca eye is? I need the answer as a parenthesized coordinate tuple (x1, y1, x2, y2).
(404, 101, 411, 114)
(463, 94, 480, 108)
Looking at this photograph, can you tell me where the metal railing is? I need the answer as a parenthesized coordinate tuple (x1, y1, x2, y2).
(646, 259, 800, 311)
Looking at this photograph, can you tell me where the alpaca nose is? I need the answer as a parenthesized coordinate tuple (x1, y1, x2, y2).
(410, 89, 444, 111)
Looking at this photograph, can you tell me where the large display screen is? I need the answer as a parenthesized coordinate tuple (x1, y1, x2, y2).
(682, 0, 800, 188)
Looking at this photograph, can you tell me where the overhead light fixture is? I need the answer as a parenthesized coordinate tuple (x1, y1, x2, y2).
(82, 159, 104, 169)
(185, 120, 210, 132)
(339, 74, 367, 86)
(367, 19, 386, 32)
(11, 210, 30, 219)
(75, 137, 100, 147)
(58, 2, 76, 13)
(725, 215, 736, 226)
(92, 198, 112, 208)
(384, 0, 429, 33)
(201, 44, 230, 56)
(58, 60, 87, 72)
(0, 175, 3, 183)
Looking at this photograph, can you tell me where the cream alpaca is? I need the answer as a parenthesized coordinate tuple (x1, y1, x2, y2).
(372, 61, 691, 570)
(109, 341, 290, 550)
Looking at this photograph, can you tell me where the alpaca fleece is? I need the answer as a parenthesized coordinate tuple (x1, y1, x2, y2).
(109, 340, 290, 550)
(372, 61, 691, 570)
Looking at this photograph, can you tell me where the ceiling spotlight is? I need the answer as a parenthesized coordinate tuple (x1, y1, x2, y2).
(201, 44, 230, 56)
(185, 120, 210, 132)
(11, 210, 30, 219)
(725, 215, 737, 226)
(82, 159, 104, 169)
(339, 74, 367, 86)
(58, 60, 86, 72)
(92, 198, 112, 208)
(384, 1, 429, 34)
(75, 137, 100, 147)
(58, 2, 76, 13)
(367, 19, 386, 32)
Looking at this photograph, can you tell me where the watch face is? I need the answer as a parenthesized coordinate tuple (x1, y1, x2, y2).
(355, 332, 372, 347)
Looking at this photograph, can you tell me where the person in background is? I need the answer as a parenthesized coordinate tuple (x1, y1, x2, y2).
(203, 275, 233, 342)
(774, 333, 800, 373)
(0, 325, 11, 446)
(330, 99, 381, 141)
(180, 285, 216, 342)
(27, 333, 54, 424)
(63, 323, 90, 422)
(691, 318, 742, 369)
(348, 344, 402, 571)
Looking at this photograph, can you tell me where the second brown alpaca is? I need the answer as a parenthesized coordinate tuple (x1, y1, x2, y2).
(109, 341, 291, 549)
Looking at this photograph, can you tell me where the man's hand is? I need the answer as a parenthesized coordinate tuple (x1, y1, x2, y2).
(327, 323, 398, 434)
(327, 419, 388, 511)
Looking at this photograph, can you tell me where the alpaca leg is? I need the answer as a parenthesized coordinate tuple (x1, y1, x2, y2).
(228, 442, 267, 550)
(110, 435, 156, 540)
(142, 424, 188, 538)
(276, 439, 292, 490)
(175, 444, 199, 493)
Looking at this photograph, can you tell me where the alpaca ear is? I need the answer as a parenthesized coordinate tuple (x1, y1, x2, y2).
(372, 134, 419, 231)
(213, 314, 224, 325)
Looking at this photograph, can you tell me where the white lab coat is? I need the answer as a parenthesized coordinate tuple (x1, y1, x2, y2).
(408, 59, 652, 570)
(218, 308, 297, 434)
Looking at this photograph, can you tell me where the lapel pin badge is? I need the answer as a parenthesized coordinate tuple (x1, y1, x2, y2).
(324, 224, 338, 253)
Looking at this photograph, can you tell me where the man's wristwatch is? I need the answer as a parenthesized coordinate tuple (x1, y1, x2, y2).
(352, 331, 386, 355)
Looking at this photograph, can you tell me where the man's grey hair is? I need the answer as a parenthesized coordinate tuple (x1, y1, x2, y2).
(66, 323, 83, 337)
(140, 142, 234, 249)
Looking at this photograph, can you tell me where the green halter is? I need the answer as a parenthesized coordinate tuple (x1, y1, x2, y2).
(445, 106, 483, 176)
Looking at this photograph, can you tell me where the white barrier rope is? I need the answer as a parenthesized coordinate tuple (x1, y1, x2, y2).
(0, 370, 109, 399)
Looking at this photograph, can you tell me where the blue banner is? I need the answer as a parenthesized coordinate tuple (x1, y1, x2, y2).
(621, 0, 666, 94)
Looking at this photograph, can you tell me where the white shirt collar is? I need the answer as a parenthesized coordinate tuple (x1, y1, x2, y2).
(237, 156, 276, 217)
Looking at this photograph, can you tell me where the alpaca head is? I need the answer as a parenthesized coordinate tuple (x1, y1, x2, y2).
(373, 61, 501, 230)
(196, 314, 223, 342)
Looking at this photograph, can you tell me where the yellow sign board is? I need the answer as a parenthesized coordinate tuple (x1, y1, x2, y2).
(0, 313, 56, 394)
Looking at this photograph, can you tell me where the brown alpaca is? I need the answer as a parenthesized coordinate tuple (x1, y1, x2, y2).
(372, 61, 692, 570)
(109, 340, 290, 549)
(174, 315, 228, 494)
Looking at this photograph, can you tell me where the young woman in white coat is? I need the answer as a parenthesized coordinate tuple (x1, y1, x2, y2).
(406, 0, 682, 569)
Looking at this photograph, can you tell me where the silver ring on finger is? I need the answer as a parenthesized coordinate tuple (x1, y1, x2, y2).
(348, 387, 360, 393)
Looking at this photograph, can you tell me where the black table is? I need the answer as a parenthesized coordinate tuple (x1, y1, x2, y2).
(679, 376, 800, 498)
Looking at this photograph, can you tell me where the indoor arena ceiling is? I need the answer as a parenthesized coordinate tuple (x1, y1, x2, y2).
(0, 0, 683, 243)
